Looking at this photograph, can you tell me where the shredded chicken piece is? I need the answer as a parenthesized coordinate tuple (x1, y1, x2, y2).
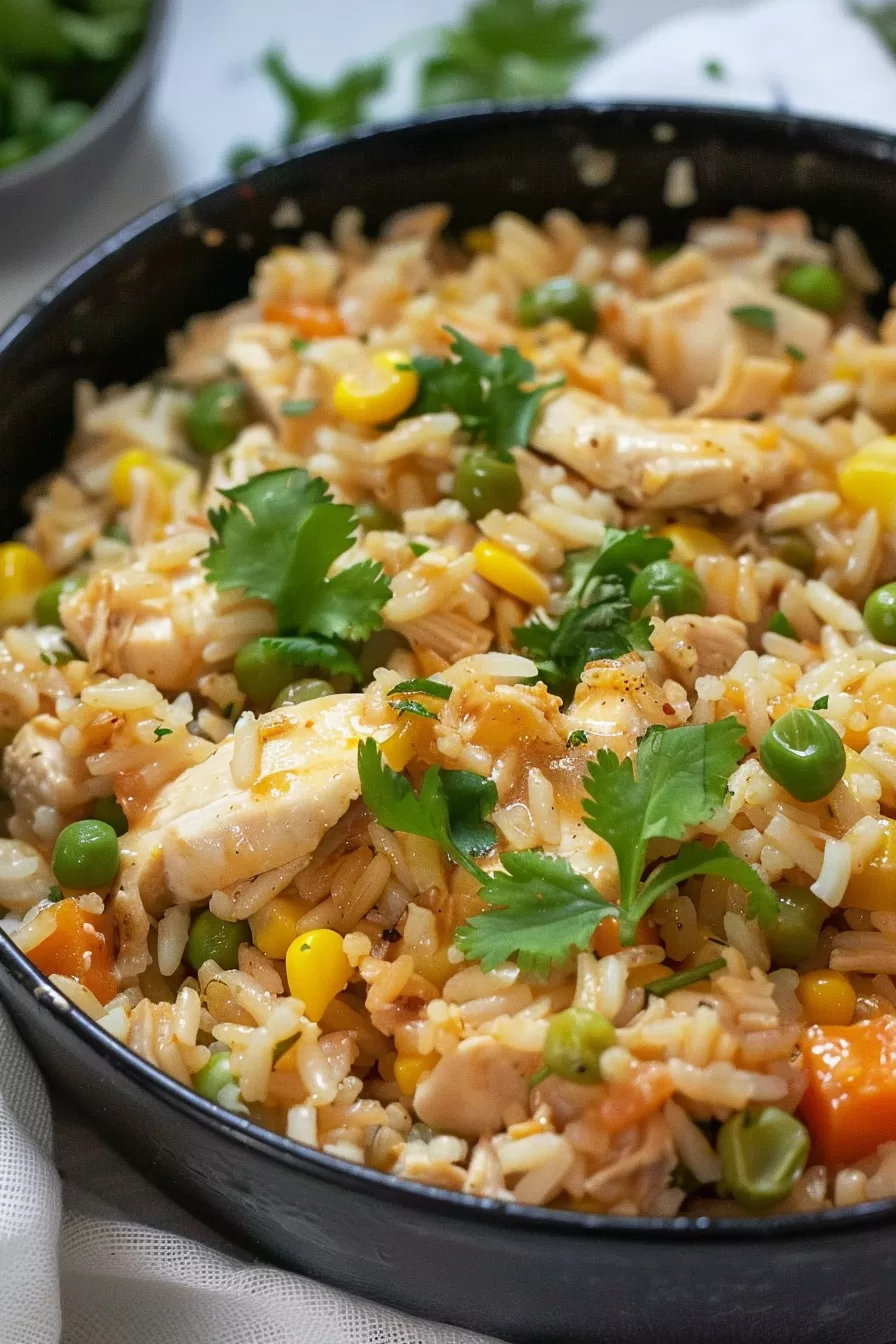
(651, 615, 749, 692)
(3, 715, 96, 833)
(531, 389, 801, 515)
(564, 655, 690, 761)
(414, 1038, 534, 1139)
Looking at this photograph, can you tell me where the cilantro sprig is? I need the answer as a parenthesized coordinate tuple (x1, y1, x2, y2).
(409, 326, 563, 460)
(358, 718, 778, 974)
(514, 527, 671, 701)
(203, 468, 391, 680)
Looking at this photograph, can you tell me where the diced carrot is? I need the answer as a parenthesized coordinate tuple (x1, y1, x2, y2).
(261, 299, 345, 338)
(27, 897, 119, 1005)
(590, 915, 658, 957)
(592, 1063, 674, 1134)
(800, 1015, 896, 1166)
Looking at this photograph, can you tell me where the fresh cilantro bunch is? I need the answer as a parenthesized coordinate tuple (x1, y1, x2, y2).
(359, 717, 778, 974)
(419, 0, 603, 107)
(203, 468, 391, 680)
(409, 326, 563, 460)
(514, 527, 672, 701)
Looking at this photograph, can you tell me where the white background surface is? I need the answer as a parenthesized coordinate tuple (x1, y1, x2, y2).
(0, 0, 750, 327)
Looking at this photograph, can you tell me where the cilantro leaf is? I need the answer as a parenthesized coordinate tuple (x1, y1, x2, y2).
(389, 678, 452, 700)
(567, 729, 588, 747)
(633, 841, 778, 929)
(730, 305, 776, 334)
(357, 739, 496, 870)
(419, 0, 603, 107)
(454, 850, 615, 974)
(410, 326, 562, 458)
(855, 3, 896, 57)
(261, 49, 387, 142)
(392, 700, 439, 720)
(257, 635, 361, 679)
(582, 718, 749, 941)
(203, 469, 391, 668)
(576, 527, 673, 595)
(648, 956, 727, 996)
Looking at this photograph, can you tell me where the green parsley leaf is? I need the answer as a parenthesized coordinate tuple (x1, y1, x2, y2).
(648, 956, 727, 997)
(785, 343, 806, 362)
(566, 729, 588, 747)
(389, 678, 452, 700)
(280, 399, 318, 417)
(357, 738, 497, 870)
(813, 695, 830, 710)
(154, 726, 173, 740)
(730, 305, 777, 334)
(261, 48, 388, 143)
(419, 0, 603, 108)
(410, 326, 562, 459)
(768, 610, 796, 639)
(703, 58, 725, 80)
(454, 850, 615, 974)
(203, 468, 391, 652)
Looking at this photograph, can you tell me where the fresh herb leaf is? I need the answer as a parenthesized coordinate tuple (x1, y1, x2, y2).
(648, 956, 727, 997)
(454, 850, 616, 973)
(409, 541, 430, 557)
(410, 326, 562, 459)
(280, 398, 318, 417)
(255, 635, 361, 679)
(391, 700, 439, 720)
(633, 840, 778, 930)
(730, 305, 777, 334)
(154, 726, 172, 740)
(261, 48, 387, 143)
(389, 678, 452, 700)
(357, 738, 496, 869)
(813, 695, 829, 710)
(567, 729, 588, 747)
(768, 610, 796, 639)
(222, 702, 235, 719)
(291, 338, 311, 353)
(419, 0, 603, 108)
(227, 143, 262, 174)
(203, 468, 391, 657)
(785, 343, 806, 362)
(703, 58, 725, 80)
(855, 3, 896, 56)
(46, 885, 63, 904)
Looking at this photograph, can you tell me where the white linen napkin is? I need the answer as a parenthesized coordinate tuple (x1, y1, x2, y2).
(3, 2, 896, 1341)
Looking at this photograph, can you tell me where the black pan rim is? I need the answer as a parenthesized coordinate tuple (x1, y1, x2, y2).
(3, 98, 896, 1243)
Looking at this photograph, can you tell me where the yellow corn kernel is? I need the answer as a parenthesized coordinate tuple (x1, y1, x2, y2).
(838, 437, 896, 519)
(842, 816, 896, 911)
(380, 718, 419, 771)
(463, 227, 495, 254)
(472, 539, 550, 606)
(393, 1051, 439, 1095)
(333, 350, 419, 426)
(250, 895, 307, 960)
(659, 524, 731, 565)
(797, 968, 857, 1026)
(627, 963, 674, 989)
(285, 928, 352, 1022)
(0, 543, 51, 626)
(109, 449, 184, 507)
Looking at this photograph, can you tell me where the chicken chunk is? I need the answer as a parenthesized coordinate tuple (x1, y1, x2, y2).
(651, 615, 749, 692)
(413, 1038, 533, 1139)
(119, 694, 376, 911)
(166, 300, 257, 385)
(0, 839, 54, 914)
(3, 715, 96, 833)
(531, 389, 800, 515)
(564, 655, 690, 760)
(61, 555, 275, 693)
(639, 277, 830, 409)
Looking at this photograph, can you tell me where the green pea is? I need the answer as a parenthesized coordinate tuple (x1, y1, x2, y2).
(766, 883, 826, 968)
(518, 277, 596, 334)
(357, 629, 410, 684)
(759, 708, 846, 803)
(543, 1007, 616, 1084)
(33, 575, 85, 627)
(192, 1050, 234, 1103)
(718, 1106, 810, 1210)
(863, 582, 896, 645)
(273, 678, 333, 708)
(186, 380, 251, 455)
(778, 264, 846, 315)
(769, 530, 815, 575)
(52, 820, 119, 889)
(186, 910, 250, 972)
(234, 639, 299, 706)
(92, 796, 128, 837)
(354, 499, 401, 532)
(630, 560, 706, 617)
(453, 450, 523, 521)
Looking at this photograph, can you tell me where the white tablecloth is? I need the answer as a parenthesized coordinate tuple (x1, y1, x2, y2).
(3, 2, 896, 1341)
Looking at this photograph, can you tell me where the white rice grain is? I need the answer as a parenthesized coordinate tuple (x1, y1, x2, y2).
(230, 710, 261, 788)
(157, 905, 191, 976)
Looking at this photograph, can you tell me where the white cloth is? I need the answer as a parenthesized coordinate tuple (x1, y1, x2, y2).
(3, 2, 896, 1341)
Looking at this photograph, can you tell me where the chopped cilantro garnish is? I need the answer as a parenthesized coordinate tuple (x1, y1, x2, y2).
(648, 957, 727, 997)
(409, 541, 430, 557)
(409, 326, 563, 459)
(280, 398, 318, 417)
(785, 343, 806, 362)
(260, 48, 387, 142)
(154, 726, 173, 740)
(203, 468, 392, 681)
(392, 700, 439, 720)
(768, 610, 796, 639)
(291, 338, 311, 353)
(703, 58, 725, 80)
(514, 527, 669, 701)
(389, 678, 452, 700)
(813, 695, 829, 711)
(46, 885, 63, 904)
(566, 729, 588, 747)
(730, 305, 777, 334)
(221, 702, 235, 719)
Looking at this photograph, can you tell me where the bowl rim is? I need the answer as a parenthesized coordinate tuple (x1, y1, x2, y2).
(0, 0, 170, 196)
(3, 98, 896, 1241)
